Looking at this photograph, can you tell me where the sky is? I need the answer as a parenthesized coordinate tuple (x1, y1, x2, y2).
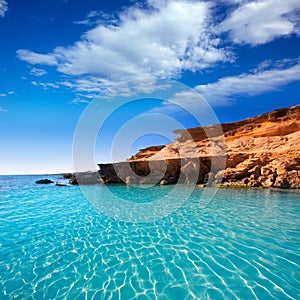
(0, 0, 300, 175)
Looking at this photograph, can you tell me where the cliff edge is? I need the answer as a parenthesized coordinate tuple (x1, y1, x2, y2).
(99, 105, 300, 188)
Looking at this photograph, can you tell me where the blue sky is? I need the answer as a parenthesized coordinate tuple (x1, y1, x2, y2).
(0, 0, 300, 174)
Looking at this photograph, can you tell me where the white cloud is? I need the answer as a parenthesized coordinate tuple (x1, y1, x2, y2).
(17, 49, 57, 66)
(57, 56, 300, 106)
(147, 0, 169, 9)
(30, 68, 47, 77)
(17, 1, 230, 81)
(31, 81, 59, 89)
(195, 58, 300, 104)
(165, 90, 210, 112)
(0, 91, 13, 97)
(16, 0, 300, 102)
(61, 76, 172, 100)
(220, 0, 300, 45)
(0, 0, 7, 17)
(70, 98, 90, 104)
(148, 58, 300, 119)
(74, 10, 117, 26)
(67, 77, 109, 94)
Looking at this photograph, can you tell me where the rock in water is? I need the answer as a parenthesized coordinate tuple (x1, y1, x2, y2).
(55, 183, 67, 186)
(36, 179, 54, 184)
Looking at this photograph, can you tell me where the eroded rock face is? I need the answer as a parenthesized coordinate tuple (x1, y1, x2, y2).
(98, 158, 218, 185)
(100, 105, 300, 188)
(215, 157, 300, 188)
(69, 171, 102, 185)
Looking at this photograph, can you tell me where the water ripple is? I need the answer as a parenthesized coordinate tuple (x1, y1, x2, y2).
(0, 176, 299, 299)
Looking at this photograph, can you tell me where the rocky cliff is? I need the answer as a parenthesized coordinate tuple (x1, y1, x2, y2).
(99, 158, 215, 185)
(99, 105, 300, 188)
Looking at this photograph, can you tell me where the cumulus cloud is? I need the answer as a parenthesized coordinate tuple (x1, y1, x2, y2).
(16, 0, 300, 103)
(59, 56, 300, 105)
(149, 57, 300, 118)
(17, 0, 229, 81)
(220, 0, 300, 45)
(195, 58, 300, 104)
(0, 0, 7, 17)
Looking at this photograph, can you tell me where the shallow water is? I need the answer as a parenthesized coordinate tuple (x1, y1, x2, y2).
(0, 175, 299, 299)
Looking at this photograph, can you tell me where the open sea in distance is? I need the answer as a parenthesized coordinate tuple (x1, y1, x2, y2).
(0, 175, 299, 299)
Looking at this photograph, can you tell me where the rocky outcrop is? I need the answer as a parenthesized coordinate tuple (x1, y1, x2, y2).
(36, 179, 54, 184)
(55, 183, 68, 186)
(62, 173, 73, 179)
(69, 171, 102, 185)
(98, 105, 300, 188)
(99, 158, 215, 185)
(215, 155, 300, 189)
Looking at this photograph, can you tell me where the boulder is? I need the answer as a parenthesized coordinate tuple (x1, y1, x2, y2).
(287, 170, 300, 188)
(159, 179, 169, 185)
(274, 175, 290, 189)
(35, 179, 54, 184)
(55, 183, 67, 186)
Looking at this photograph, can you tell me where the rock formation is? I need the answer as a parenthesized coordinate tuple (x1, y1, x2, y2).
(99, 158, 214, 185)
(99, 105, 300, 188)
(35, 179, 54, 184)
(69, 171, 102, 185)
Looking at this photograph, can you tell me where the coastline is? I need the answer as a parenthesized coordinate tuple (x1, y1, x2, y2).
(96, 105, 300, 189)
(22, 105, 299, 189)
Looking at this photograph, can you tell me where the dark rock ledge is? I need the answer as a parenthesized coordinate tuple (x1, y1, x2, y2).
(98, 157, 223, 186)
(96, 156, 300, 189)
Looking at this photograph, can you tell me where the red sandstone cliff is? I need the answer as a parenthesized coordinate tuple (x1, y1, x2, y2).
(128, 105, 300, 188)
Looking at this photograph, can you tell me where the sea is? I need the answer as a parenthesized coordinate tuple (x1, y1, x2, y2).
(0, 175, 299, 299)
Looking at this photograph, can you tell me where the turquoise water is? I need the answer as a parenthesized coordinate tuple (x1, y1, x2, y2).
(0, 175, 299, 299)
